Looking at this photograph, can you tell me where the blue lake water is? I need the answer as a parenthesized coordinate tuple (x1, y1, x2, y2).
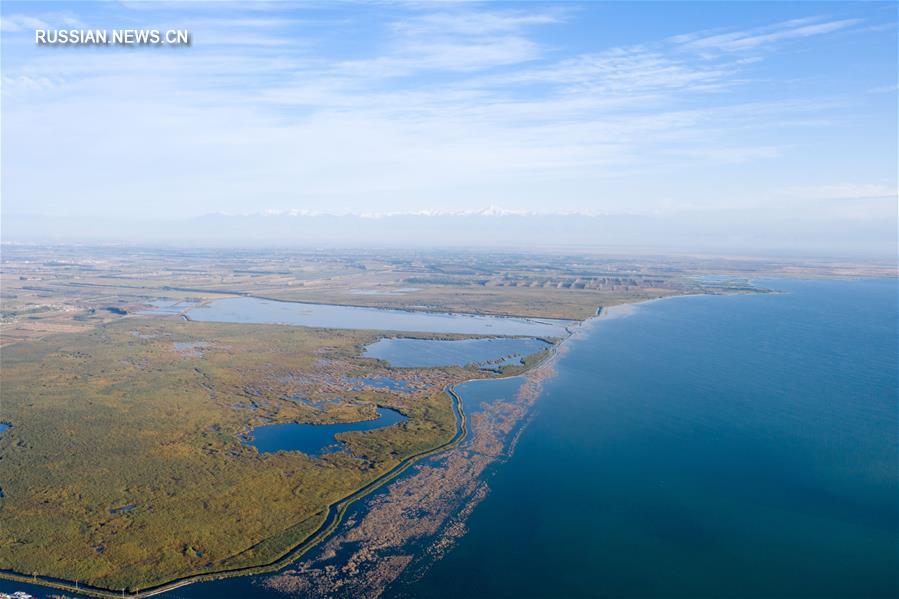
(392, 277, 899, 598)
(187, 297, 572, 336)
(364, 337, 551, 368)
(454, 376, 526, 416)
(244, 407, 407, 456)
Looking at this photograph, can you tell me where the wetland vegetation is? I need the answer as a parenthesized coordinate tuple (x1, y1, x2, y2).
(0, 317, 492, 591)
(363, 336, 552, 368)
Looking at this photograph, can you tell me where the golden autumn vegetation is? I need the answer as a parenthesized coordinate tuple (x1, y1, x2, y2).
(0, 318, 507, 591)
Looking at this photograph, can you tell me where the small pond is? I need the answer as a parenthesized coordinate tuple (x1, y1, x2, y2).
(345, 376, 418, 393)
(244, 407, 407, 456)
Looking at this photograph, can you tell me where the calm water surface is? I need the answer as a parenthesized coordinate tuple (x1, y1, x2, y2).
(454, 376, 527, 416)
(188, 297, 572, 336)
(364, 337, 551, 368)
(245, 407, 407, 455)
(392, 278, 898, 598)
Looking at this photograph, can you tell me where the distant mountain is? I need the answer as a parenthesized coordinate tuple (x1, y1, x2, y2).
(3, 211, 896, 259)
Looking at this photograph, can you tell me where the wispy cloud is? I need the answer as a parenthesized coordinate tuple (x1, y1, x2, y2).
(0, 11, 84, 32)
(0, 1, 894, 232)
(391, 10, 563, 36)
(1, 14, 47, 31)
(485, 46, 739, 97)
(672, 16, 863, 53)
(335, 9, 560, 76)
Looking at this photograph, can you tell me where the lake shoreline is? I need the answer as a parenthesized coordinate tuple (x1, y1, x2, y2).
(393, 277, 897, 598)
(258, 308, 592, 597)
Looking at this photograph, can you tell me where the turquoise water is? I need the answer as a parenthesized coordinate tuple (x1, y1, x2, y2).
(244, 407, 407, 455)
(364, 337, 550, 368)
(392, 278, 898, 598)
(187, 297, 572, 336)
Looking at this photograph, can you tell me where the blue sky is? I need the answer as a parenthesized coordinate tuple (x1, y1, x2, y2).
(1, 2, 896, 232)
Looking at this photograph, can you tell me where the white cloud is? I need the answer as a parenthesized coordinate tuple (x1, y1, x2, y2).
(338, 36, 542, 76)
(334, 9, 558, 77)
(1, 14, 48, 32)
(0, 12, 83, 32)
(1, 75, 58, 93)
(675, 17, 863, 53)
(392, 11, 562, 36)
(487, 46, 738, 96)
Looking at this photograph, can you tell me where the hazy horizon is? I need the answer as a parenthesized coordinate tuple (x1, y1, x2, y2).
(3, 210, 896, 261)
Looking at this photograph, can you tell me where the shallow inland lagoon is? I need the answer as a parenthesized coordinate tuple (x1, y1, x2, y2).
(364, 337, 551, 368)
(187, 297, 572, 336)
(454, 376, 527, 416)
(244, 407, 407, 456)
